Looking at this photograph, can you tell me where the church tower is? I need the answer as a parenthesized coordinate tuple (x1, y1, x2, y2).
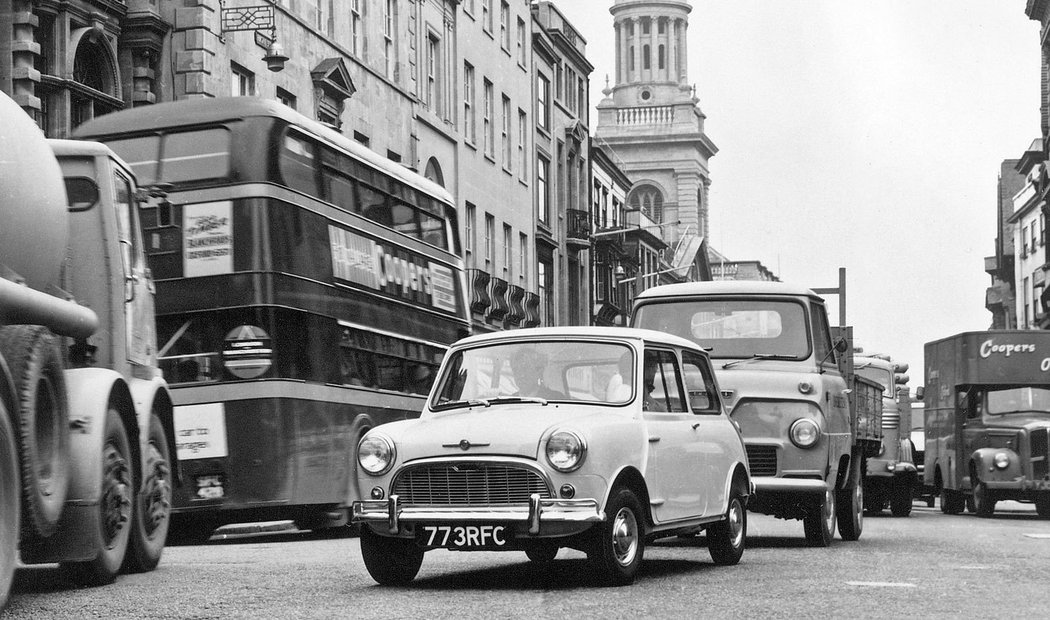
(595, 0, 716, 256)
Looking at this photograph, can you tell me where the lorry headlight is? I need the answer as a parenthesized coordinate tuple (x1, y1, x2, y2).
(789, 419, 820, 449)
(993, 452, 1010, 470)
(358, 434, 395, 475)
(546, 430, 586, 472)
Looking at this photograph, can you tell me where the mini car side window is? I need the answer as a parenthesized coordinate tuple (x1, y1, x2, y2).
(681, 351, 721, 415)
(644, 348, 687, 413)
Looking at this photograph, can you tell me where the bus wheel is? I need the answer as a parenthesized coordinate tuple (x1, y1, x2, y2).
(1, 393, 20, 609)
(61, 406, 133, 586)
(360, 526, 423, 585)
(804, 488, 836, 547)
(122, 413, 172, 573)
(0, 325, 69, 539)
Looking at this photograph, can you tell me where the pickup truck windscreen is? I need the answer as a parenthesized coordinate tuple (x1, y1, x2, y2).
(634, 299, 811, 360)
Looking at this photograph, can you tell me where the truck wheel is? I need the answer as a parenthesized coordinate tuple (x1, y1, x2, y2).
(971, 479, 996, 518)
(359, 525, 423, 585)
(1036, 496, 1050, 518)
(0, 325, 69, 539)
(836, 467, 863, 541)
(166, 513, 217, 546)
(0, 396, 20, 609)
(940, 488, 965, 515)
(804, 488, 836, 547)
(707, 491, 746, 565)
(890, 479, 913, 517)
(122, 413, 172, 573)
(589, 487, 645, 585)
(61, 406, 133, 586)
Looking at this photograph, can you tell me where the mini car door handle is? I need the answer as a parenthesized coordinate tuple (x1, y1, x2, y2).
(648, 435, 660, 443)
(692, 423, 700, 430)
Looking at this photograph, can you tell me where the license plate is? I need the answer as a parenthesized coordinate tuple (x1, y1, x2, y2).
(419, 524, 512, 549)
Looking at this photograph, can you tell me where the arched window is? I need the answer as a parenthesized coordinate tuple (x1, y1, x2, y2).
(628, 184, 664, 224)
(643, 45, 650, 70)
(68, 32, 120, 129)
(424, 157, 445, 187)
(658, 45, 665, 70)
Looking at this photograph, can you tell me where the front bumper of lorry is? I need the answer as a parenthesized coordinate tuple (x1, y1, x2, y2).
(752, 476, 829, 496)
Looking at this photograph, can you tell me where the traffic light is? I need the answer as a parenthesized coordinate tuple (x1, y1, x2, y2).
(893, 361, 910, 386)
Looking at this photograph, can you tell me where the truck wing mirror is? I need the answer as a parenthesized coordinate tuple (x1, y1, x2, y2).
(915, 386, 925, 400)
(834, 338, 849, 353)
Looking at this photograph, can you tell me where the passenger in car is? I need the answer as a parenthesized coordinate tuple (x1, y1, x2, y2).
(605, 351, 634, 402)
(510, 348, 564, 399)
(642, 351, 667, 412)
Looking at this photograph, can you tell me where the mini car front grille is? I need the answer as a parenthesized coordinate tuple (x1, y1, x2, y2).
(391, 463, 552, 506)
(746, 445, 778, 477)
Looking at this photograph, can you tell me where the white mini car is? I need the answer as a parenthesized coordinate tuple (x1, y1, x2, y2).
(351, 326, 751, 586)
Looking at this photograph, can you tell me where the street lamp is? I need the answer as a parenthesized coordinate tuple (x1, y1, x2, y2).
(219, 1, 288, 72)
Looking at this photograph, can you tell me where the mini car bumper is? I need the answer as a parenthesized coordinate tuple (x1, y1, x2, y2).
(752, 476, 829, 495)
(351, 493, 604, 535)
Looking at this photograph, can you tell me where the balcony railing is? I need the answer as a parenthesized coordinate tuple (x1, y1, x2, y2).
(566, 208, 590, 243)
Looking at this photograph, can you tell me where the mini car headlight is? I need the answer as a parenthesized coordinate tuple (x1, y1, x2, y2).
(546, 431, 586, 472)
(789, 419, 820, 449)
(993, 452, 1010, 470)
(358, 434, 395, 475)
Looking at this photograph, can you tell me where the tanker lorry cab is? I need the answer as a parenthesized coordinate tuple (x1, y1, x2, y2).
(923, 331, 1050, 518)
(0, 91, 175, 610)
(854, 355, 917, 516)
(632, 280, 881, 547)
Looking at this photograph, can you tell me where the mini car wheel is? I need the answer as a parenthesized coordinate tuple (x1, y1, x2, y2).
(707, 493, 746, 566)
(589, 487, 644, 586)
(360, 525, 423, 586)
(524, 541, 559, 563)
(803, 487, 836, 548)
(971, 478, 996, 518)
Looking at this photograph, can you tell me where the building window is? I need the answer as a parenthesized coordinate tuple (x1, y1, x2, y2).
(276, 87, 296, 110)
(1024, 276, 1031, 327)
(502, 95, 512, 168)
(351, 0, 363, 57)
(578, 77, 587, 125)
(629, 184, 665, 224)
(519, 232, 528, 287)
(643, 44, 651, 70)
(538, 257, 554, 325)
(564, 67, 576, 113)
(537, 154, 550, 224)
(537, 74, 550, 131)
(517, 17, 526, 66)
(517, 108, 527, 180)
(500, 1, 510, 51)
(465, 202, 476, 269)
(426, 33, 440, 113)
(483, 79, 494, 158)
(464, 63, 476, 144)
(1033, 220, 1039, 253)
(353, 131, 370, 147)
(1042, 211, 1047, 246)
(384, 0, 397, 79)
(1024, 224, 1031, 256)
(483, 0, 493, 34)
(231, 62, 254, 96)
(485, 213, 496, 271)
(503, 224, 513, 279)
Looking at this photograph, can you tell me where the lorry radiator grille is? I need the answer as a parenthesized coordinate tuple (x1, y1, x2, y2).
(1033, 428, 1049, 480)
(391, 463, 551, 506)
(746, 445, 778, 477)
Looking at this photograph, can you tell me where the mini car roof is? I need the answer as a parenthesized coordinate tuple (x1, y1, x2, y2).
(452, 326, 705, 353)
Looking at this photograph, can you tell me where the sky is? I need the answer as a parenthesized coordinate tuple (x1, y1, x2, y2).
(556, 0, 1042, 377)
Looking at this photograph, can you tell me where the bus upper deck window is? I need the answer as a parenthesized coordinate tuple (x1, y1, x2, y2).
(419, 211, 447, 249)
(108, 136, 160, 186)
(279, 133, 318, 195)
(162, 128, 231, 183)
(391, 202, 419, 239)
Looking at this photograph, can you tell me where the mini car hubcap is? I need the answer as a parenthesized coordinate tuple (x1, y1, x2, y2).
(728, 500, 745, 547)
(611, 507, 638, 566)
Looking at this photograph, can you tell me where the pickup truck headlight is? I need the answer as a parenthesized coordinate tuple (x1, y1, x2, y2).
(546, 430, 586, 472)
(789, 419, 820, 449)
(993, 452, 1010, 470)
(358, 434, 395, 475)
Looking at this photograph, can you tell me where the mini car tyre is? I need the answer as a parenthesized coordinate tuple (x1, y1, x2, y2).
(360, 525, 423, 586)
(524, 541, 559, 563)
(0, 325, 69, 539)
(707, 493, 746, 566)
(1, 395, 20, 610)
(590, 487, 644, 586)
(122, 413, 172, 573)
(804, 487, 836, 547)
(61, 406, 133, 586)
(971, 479, 996, 518)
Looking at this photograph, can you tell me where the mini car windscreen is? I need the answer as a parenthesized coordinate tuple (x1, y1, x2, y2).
(431, 341, 635, 408)
(634, 299, 810, 359)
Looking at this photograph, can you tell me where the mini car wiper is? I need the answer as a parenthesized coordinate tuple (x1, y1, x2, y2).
(486, 396, 550, 406)
(433, 398, 492, 410)
(722, 353, 800, 369)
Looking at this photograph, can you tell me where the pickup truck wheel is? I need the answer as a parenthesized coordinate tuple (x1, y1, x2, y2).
(1036, 495, 1050, 517)
(804, 488, 836, 547)
(971, 479, 996, 518)
(589, 487, 644, 586)
(0, 325, 69, 539)
(359, 526, 423, 585)
(60, 406, 133, 586)
(0, 396, 19, 609)
(707, 493, 746, 565)
(890, 479, 913, 517)
(940, 488, 965, 514)
(122, 413, 172, 573)
(836, 470, 863, 540)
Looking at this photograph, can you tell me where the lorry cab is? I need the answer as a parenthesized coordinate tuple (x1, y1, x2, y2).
(632, 280, 876, 546)
(854, 355, 917, 515)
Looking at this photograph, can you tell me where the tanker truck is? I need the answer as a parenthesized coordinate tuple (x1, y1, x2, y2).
(0, 91, 175, 609)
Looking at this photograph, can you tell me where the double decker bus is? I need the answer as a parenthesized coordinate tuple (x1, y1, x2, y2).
(75, 98, 471, 539)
